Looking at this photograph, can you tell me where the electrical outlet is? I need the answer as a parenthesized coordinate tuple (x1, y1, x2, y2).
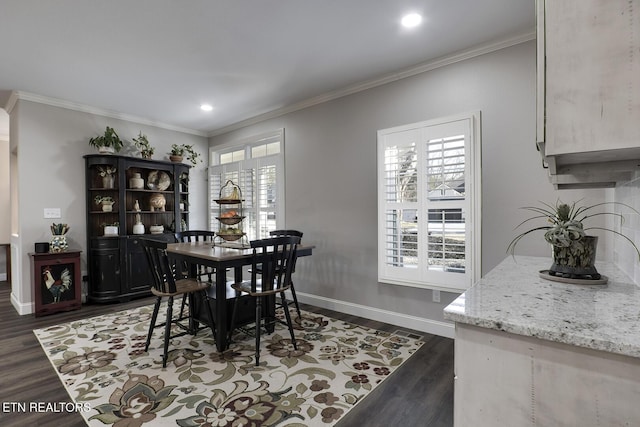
(432, 289, 441, 303)
(44, 208, 61, 219)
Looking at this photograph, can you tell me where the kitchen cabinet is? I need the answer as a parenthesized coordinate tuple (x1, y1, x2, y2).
(537, 0, 640, 188)
(444, 256, 640, 426)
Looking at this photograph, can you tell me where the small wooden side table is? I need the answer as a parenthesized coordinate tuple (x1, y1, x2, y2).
(30, 250, 82, 317)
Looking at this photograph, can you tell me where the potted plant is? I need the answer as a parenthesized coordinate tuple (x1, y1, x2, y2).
(132, 131, 154, 159)
(102, 222, 119, 236)
(96, 165, 117, 188)
(169, 144, 202, 165)
(507, 200, 640, 280)
(89, 126, 123, 154)
(94, 195, 116, 212)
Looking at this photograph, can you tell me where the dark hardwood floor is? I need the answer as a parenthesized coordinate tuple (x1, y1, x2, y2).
(0, 281, 453, 426)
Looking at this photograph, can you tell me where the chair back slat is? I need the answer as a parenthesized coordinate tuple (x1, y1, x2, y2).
(174, 230, 217, 281)
(175, 230, 216, 243)
(250, 236, 300, 293)
(269, 229, 303, 239)
(269, 230, 303, 272)
(141, 238, 178, 293)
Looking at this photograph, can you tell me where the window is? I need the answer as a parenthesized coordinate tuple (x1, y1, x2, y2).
(377, 113, 481, 292)
(209, 129, 285, 240)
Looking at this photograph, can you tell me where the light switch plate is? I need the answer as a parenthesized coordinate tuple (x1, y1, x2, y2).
(44, 208, 61, 219)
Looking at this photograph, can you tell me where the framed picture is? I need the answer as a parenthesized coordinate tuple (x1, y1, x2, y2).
(30, 251, 82, 317)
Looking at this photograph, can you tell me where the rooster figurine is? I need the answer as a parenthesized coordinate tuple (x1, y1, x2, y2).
(42, 266, 72, 303)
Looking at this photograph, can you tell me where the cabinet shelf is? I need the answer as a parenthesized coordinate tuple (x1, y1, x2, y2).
(90, 210, 119, 214)
(126, 210, 174, 214)
(126, 189, 173, 193)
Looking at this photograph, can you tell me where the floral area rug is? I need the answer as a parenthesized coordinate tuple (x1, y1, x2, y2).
(34, 303, 423, 426)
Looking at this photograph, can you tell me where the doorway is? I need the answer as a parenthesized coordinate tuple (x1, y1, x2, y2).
(0, 108, 10, 283)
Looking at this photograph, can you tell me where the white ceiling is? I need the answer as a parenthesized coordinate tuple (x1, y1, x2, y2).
(0, 0, 535, 137)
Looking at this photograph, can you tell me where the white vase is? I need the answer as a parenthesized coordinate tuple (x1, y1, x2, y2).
(101, 203, 113, 212)
(49, 235, 68, 253)
(133, 222, 145, 235)
(129, 173, 144, 189)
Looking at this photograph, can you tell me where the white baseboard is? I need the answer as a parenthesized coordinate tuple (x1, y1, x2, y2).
(10, 292, 33, 315)
(0, 273, 6, 281)
(297, 292, 455, 339)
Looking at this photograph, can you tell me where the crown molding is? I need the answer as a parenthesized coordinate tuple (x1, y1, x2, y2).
(6, 91, 208, 137)
(208, 29, 535, 137)
(5, 91, 19, 114)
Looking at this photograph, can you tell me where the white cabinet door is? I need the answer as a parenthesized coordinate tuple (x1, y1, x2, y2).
(454, 324, 640, 427)
(544, 0, 640, 157)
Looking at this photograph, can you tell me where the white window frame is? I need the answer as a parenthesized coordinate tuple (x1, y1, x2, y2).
(377, 112, 481, 292)
(209, 129, 285, 239)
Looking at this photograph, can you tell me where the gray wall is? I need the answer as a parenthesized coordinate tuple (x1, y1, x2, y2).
(209, 40, 608, 331)
(9, 100, 208, 313)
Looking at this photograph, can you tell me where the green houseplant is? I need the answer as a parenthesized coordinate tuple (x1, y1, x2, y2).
(89, 126, 123, 154)
(508, 200, 640, 279)
(132, 131, 154, 159)
(94, 195, 116, 212)
(169, 144, 201, 165)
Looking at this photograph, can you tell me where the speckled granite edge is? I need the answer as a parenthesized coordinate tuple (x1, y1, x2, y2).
(444, 256, 640, 359)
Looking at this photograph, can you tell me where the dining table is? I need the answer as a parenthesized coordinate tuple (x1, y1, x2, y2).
(166, 240, 314, 352)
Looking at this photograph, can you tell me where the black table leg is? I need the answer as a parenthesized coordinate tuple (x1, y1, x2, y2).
(214, 266, 228, 352)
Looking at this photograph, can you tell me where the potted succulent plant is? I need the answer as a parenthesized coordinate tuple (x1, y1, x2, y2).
(132, 131, 154, 159)
(89, 126, 123, 154)
(169, 144, 202, 165)
(508, 200, 640, 279)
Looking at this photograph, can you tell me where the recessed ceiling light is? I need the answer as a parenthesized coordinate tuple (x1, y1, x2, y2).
(200, 104, 213, 112)
(401, 13, 422, 28)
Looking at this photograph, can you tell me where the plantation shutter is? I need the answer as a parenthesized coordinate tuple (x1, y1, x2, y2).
(209, 155, 283, 240)
(378, 113, 480, 291)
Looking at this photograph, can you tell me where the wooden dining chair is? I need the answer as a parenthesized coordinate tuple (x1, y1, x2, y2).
(140, 238, 216, 367)
(228, 235, 300, 366)
(174, 230, 217, 319)
(269, 229, 303, 319)
(174, 230, 217, 281)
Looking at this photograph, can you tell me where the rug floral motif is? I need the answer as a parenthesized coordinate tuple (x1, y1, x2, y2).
(34, 303, 423, 426)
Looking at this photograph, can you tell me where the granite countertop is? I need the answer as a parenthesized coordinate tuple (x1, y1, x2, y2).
(443, 256, 640, 358)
